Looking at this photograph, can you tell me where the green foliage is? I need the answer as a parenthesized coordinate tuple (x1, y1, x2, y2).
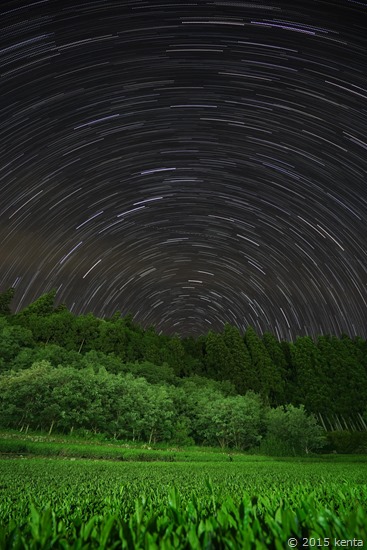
(73, 313, 101, 353)
(0, 366, 177, 442)
(40, 310, 76, 348)
(203, 331, 231, 380)
(262, 332, 287, 404)
(126, 361, 177, 385)
(244, 326, 284, 404)
(0, 360, 54, 429)
(291, 336, 329, 413)
(165, 334, 187, 376)
(95, 318, 127, 358)
(0, 458, 366, 548)
(1, 289, 367, 547)
(80, 350, 127, 374)
(0, 323, 34, 369)
(317, 335, 367, 415)
(10, 344, 83, 371)
(16, 290, 57, 318)
(222, 323, 254, 394)
(2, 289, 367, 451)
(261, 404, 326, 456)
(195, 391, 264, 450)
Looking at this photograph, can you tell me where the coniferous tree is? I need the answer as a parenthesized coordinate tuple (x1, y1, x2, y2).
(244, 326, 283, 404)
(262, 332, 287, 404)
(280, 340, 296, 401)
(291, 336, 329, 415)
(204, 331, 232, 381)
(222, 324, 255, 394)
(318, 335, 367, 417)
(350, 335, 367, 376)
(316, 335, 339, 416)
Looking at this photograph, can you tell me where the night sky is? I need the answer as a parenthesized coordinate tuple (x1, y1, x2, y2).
(1, 0, 367, 339)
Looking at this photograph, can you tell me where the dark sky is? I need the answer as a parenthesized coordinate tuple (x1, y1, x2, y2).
(1, 0, 367, 339)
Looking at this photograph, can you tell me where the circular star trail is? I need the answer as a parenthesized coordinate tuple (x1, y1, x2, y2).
(1, 0, 367, 339)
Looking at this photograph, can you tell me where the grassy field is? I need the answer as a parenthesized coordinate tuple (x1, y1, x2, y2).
(0, 432, 366, 548)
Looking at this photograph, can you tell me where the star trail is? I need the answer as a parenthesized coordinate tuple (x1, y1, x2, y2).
(1, 0, 367, 339)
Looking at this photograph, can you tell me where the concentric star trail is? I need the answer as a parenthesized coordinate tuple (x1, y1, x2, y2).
(1, 0, 367, 339)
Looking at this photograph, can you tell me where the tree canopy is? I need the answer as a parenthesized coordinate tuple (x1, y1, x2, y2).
(0, 289, 366, 449)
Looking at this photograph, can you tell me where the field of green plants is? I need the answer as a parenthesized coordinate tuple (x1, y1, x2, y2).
(1, 454, 366, 549)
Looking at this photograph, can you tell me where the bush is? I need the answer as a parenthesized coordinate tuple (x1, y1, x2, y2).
(261, 404, 326, 456)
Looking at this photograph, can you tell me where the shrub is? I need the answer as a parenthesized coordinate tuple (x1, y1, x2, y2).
(261, 404, 326, 456)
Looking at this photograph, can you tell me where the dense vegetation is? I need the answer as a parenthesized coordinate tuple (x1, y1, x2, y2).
(1, 288, 367, 548)
(1, 457, 366, 548)
(0, 288, 367, 453)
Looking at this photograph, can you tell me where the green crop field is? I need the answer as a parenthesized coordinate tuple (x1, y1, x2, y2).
(0, 448, 366, 549)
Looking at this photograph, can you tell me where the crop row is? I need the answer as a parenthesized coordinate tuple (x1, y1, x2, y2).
(2, 494, 367, 549)
(1, 459, 366, 548)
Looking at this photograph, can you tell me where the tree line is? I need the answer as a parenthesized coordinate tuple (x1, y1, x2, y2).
(0, 360, 325, 454)
(0, 288, 366, 453)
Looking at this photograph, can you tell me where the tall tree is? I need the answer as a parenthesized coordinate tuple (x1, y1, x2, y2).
(244, 326, 283, 404)
(280, 340, 297, 403)
(290, 336, 329, 414)
(223, 324, 255, 394)
(203, 331, 232, 381)
(262, 332, 287, 404)
(317, 335, 367, 417)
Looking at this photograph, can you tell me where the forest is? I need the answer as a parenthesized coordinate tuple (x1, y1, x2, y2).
(0, 288, 366, 455)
